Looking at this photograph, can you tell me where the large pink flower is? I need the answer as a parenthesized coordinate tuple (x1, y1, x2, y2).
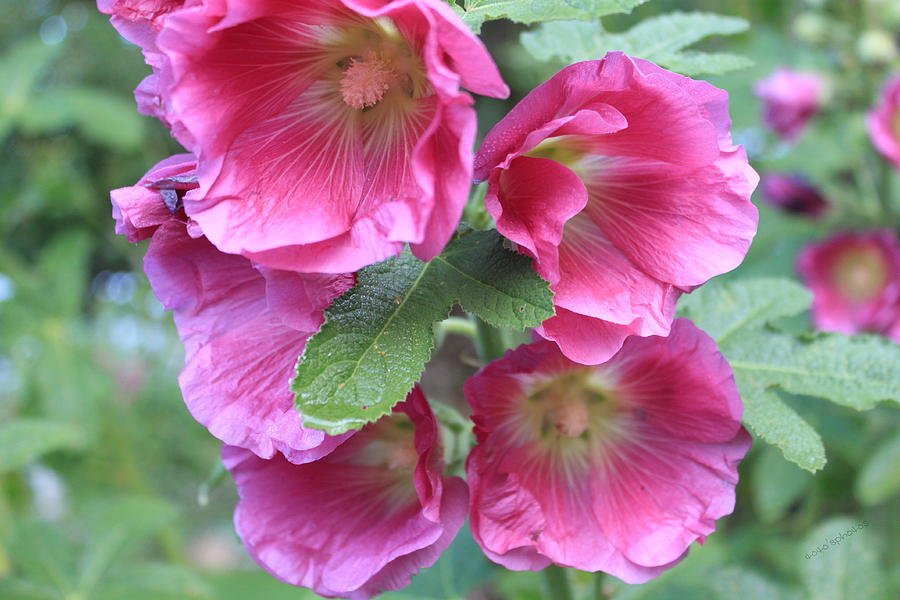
(224, 387, 468, 599)
(97, 0, 186, 50)
(465, 319, 751, 583)
(754, 67, 825, 141)
(868, 75, 900, 169)
(474, 54, 758, 364)
(112, 155, 353, 462)
(152, 0, 508, 273)
(797, 229, 900, 342)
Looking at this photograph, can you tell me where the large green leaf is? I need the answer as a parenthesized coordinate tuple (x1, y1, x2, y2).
(679, 278, 900, 472)
(453, 0, 649, 33)
(294, 229, 554, 434)
(521, 12, 753, 76)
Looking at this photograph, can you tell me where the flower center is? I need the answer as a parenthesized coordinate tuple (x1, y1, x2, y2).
(528, 373, 610, 440)
(832, 246, 889, 301)
(340, 51, 396, 110)
(385, 438, 418, 471)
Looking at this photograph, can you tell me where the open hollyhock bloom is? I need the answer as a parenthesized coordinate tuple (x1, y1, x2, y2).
(754, 67, 825, 141)
(153, 0, 508, 273)
(797, 230, 900, 342)
(760, 173, 829, 219)
(465, 319, 751, 583)
(474, 53, 758, 364)
(111, 155, 353, 462)
(224, 387, 468, 599)
(868, 75, 900, 169)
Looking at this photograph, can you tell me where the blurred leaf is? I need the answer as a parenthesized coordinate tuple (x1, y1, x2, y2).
(855, 432, 900, 505)
(0, 579, 59, 600)
(384, 524, 494, 599)
(294, 229, 554, 434)
(20, 86, 144, 151)
(455, 0, 649, 32)
(0, 419, 84, 473)
(705, 565, 801, 600)
(37, 231, 92, 317)
(84, 495, 178, 547)
(206, 571, 320, 600)
(521, 12, 753, 75)
(0, 38, 61, 141)
(800, 517, 883, 600)
(9, 520, 78, 593)
(752, 445, 813, 523)
(97, 563, 213, 600)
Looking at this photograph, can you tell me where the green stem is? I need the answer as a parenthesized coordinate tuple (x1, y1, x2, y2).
(472, 315, 507, 363)
(593, 572, 607, 599)
(541, 565, 574, 600)
(436, 316, 478, 340)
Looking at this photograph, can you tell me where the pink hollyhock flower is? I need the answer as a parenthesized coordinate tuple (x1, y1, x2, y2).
(474, 53, 758, 364)
(97, 0, 186, 50)
(868, 75, 900, 169)
(797, 230, 900, 342)
(224, 387, 468, 599)
(111, 156, 353, 462)
(465, 319, 751, 583)
(152, 0, 508, 273)
(761, 173, 829, 219)
(111, 153, 198, 242)
(754, 68, 825, 141)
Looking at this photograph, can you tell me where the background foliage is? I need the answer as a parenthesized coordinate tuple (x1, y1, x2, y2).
(0, 0, 898, 598)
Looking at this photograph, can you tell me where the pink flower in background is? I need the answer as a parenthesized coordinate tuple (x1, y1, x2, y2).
(224, 388, 468, 599)
(798, 230, 900, 342)
(153, 0, 508, 273)
(97, 0, 185, 50)
(466, 319, 751, 583)
(868, 75, 900, 169)
(754, 68, 825, 141)
(474, 53, 758, 365)
(760, 173, 829, 219)
(112, 156, 353, 462)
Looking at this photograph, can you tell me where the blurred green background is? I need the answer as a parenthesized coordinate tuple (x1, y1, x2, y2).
(1, 1, 898, 598)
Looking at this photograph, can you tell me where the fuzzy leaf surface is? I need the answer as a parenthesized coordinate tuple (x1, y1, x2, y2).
(521, 12, 753, 75)
(294, 229, 554, 434)
(680, 278, 900, 472)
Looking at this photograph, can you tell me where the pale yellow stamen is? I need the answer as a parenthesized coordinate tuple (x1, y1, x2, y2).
(340, 52, 395, 110)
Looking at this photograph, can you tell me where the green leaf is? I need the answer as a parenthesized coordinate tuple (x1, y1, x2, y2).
(705, 566, 801, 600)
(800, 517, 883, 600)
(0, 419, 84, 473)
(383, 524, 494, 599)
(855, 432, 900, 505)
(294, 229, 554, 434)
(679, 277, 900, 472)
(20, 87, 144, 151)
(521, 12, 753, 76)
(751, 445, 813, 523)
(0, 38, 61, 141)
(456, 0, 649, 33)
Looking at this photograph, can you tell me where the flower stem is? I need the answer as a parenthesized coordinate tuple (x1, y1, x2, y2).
(472, 315, 507, 363)
(541, 565, 574, 600)
(593, 572, 607, 599)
